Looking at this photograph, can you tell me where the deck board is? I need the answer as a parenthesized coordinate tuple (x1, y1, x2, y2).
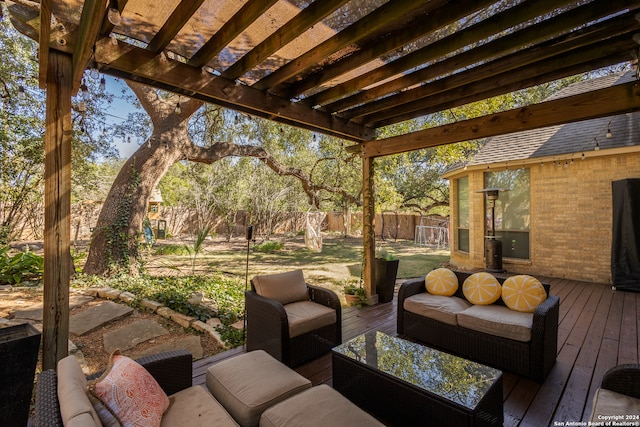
(193, 277, 639, 426)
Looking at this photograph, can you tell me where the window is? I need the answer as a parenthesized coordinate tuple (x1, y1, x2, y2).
(457, 176, 469, 252)
(484, 169, 530, 259)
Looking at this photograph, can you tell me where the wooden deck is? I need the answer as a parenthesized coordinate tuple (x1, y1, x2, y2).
(193, 277, 639, 426)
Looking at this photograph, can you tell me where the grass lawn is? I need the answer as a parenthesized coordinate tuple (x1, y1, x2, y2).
(145, 233, 450, 298)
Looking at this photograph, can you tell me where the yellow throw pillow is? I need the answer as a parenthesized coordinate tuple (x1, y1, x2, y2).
(502, 275, 547, 312)
(425, 268, 458, 296)
(462, 272, 501, 305)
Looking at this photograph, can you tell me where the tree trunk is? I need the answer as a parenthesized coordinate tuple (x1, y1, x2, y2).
(83, 83, 200, 275)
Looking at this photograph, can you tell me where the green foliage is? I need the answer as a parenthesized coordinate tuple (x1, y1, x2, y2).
(376, 247, 397, 261)
(103, 165, 141, 273)
(0, 247, 44, 285)
(342, 279, 367, 307)
(253, 240, 284, 253)
(71, 273, 246, 346)
(188, 226, 211, 274)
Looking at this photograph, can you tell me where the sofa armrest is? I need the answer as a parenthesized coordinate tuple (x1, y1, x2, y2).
(308, 284, 341, 312)
(245, 290, 289, 358)
(135, 349, 193, 396)
(397, 277, 426, 334)
(601, 364, 640, 398)
(530, 294, 560, 381)
(34, 369, 63, 427)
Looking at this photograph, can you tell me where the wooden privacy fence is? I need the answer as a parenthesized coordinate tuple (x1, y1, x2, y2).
(8, 203, 448, 244)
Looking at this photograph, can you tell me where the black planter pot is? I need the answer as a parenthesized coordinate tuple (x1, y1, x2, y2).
(375, 258, 399, 303)
(0, 323, 41, 427)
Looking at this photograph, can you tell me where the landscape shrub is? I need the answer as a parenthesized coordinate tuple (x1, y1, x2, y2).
(254, 240, 284, 253)
(0, 246, 44, 285)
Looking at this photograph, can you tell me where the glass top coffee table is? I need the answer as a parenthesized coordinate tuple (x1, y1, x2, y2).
(332, 331, 503, 426)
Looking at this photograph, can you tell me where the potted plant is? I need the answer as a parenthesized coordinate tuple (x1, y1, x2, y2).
(375, 248, 399, 303)
(342, 279, 367, 307)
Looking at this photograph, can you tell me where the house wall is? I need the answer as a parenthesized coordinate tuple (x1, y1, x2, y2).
(449, 150, 640, 284)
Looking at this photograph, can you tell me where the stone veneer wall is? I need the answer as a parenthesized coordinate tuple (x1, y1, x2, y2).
(449, 149, 640, 284)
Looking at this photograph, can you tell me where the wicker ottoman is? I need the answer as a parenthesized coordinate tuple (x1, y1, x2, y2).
(206, 350, 311, 427)
(259, 385, 384, 427)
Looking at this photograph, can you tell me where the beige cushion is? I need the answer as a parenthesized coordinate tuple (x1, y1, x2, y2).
(206, 350, 311, 427)
(57, 356, 102, 427)
(252, 270, 309, 305)
(260, 385, 385, 427)
(462, 272, 501, 305)
(590, 388, 640, 422)
(425, 268, 459, 296)
(284, 301, 336, 338)
(457, 304, 533, 342)
(403, 294, 471, 326)
(162, 385, 239, 427)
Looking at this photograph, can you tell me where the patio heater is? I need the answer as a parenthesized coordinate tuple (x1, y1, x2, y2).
(477, 188, 508, 272)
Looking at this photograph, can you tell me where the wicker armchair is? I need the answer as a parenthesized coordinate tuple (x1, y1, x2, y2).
(590, 364, 640, 421)
(34, 350, 193, 427)
(246, 270, 341, 367)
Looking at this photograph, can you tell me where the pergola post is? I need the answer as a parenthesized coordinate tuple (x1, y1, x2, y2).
(362, 156, 378, 304)
(42, 50, 73, 370)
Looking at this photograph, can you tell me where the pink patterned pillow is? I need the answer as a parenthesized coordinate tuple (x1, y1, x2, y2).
(91, 352, 169, 427)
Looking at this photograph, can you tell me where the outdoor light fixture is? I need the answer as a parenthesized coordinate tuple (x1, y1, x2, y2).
(174, 103, 181, 114)
(17, 85, 26, 99)
(108, 0, 122, 26)
(99, 77, 106, 90)
(606, 127, 612, 138)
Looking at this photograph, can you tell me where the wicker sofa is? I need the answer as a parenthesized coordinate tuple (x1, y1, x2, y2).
(397, 270, 559, 382)
(34, 349, 383, 427)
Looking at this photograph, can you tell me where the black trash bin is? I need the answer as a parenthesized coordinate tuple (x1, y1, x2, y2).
(0, 323, 41, 427)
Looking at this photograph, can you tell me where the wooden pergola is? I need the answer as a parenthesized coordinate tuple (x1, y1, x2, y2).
(6, 0, 640, 369)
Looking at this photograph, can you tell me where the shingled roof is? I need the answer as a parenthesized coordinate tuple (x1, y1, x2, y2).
(464, 71, 640, 168)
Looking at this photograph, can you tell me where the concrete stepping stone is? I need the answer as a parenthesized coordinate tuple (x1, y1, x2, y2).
(14, 295, 94, 322)
(132, 336, 203, 359)
(103, 319, 169, 353)
(70, 300, 133, 336)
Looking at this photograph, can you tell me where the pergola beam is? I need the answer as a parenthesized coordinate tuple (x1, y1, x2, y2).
(252, 0, 429, 91)
(286, 0, 493, 100)
(221, 0, 351, 80)
(360, 80, 640, 158)
(72, 0, 106, 92)
(188, 0, 278, 68)
(93, 38, 374, 141)
(350, 21, 640, 124)
(307, 0, 574, 109)
(37, 0, 52, 88)
(326, 0, 636, 115)
(146, 0, 205, 53)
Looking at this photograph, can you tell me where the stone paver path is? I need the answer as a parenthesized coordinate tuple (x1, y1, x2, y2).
(102, 319, 170, 353)
(13, 295, 94, 322)
(132, 336, 203, 359)
(70, 300, 134, 336)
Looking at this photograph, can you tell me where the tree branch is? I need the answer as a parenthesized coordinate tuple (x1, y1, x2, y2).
(183, 141, 361, 208)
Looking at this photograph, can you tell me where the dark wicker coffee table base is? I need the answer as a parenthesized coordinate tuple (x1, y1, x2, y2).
(332, 352, 503, 427)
